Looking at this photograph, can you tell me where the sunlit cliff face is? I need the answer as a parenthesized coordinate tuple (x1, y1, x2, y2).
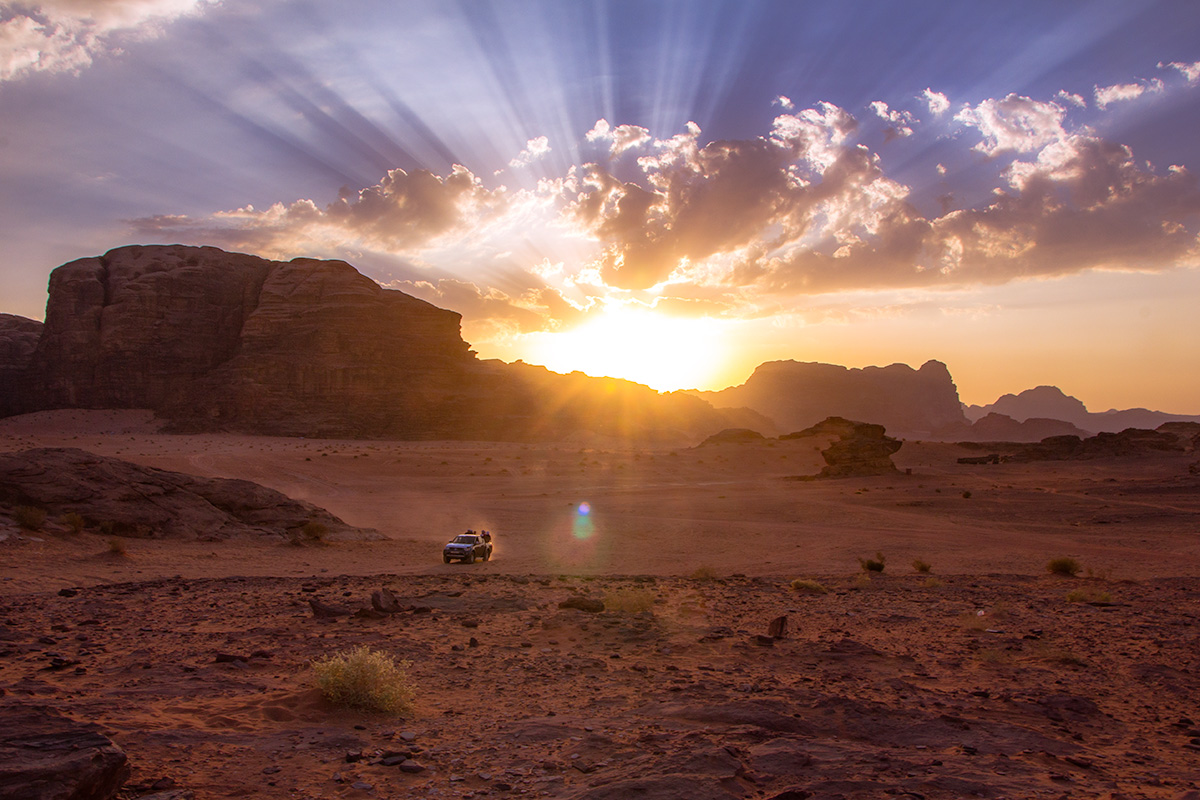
(2, 2, 1199, 408)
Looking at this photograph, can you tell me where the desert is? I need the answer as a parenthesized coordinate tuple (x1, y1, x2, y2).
(3, 407, 1200, 800)
(4, 6, 1200, 798)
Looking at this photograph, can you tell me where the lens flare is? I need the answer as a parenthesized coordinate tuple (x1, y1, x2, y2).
(544, 501, 607, 569)
(578, 501, 591, 516)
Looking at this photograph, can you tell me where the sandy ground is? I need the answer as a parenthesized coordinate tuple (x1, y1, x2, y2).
(2, 410, 1200, 799)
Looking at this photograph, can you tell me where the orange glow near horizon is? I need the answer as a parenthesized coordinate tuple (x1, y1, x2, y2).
(527, 305, 731, 392)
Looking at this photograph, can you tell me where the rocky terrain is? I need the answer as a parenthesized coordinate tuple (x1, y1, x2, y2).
(2, 571, 1199, 800)
(1, 411, 1200, 798)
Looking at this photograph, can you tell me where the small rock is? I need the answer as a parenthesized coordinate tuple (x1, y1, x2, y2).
(351, 781, 373, 790)
(398, 759, 425, 773)
(558, 596, 605, 613)
(57, 588, 78, 597)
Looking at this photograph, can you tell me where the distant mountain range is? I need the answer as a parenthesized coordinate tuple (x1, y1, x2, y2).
(964, 385, 1200, 435)
(1, 244, 1195, 443)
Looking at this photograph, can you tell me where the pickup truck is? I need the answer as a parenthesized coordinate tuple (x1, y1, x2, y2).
(443, 531, 493, 564)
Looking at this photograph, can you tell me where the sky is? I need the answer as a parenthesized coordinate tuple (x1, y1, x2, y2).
(2, 0, 1199, 412)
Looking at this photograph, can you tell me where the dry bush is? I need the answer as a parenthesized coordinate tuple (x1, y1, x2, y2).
(1065, 587, 1112, 604)
(107, 538, 128, 556)
(858, 551, 886, 573)
(851, 572, 873, 590)
(922, 577, 943, 589)
(911, 558, 932, 574)
(1047, 557, 1082, 577)
(603, 588, 656, 614)
(690, 565, 718, 581)
(312, 646, 415, 714)
(62, 512, 85, 534)
(789, 578, 829, 595)
(14, 506, 46, 531)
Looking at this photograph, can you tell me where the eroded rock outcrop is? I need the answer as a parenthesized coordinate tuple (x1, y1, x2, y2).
(0, 447, 376, 540)
(0, 313, 43, 417)
(700, 359, 965, 439)
(786, 416, 903, 478)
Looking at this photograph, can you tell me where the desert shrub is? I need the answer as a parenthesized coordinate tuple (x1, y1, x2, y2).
(962, 490, 972, 499)
(858, 552, 886, 573)
(790, 578, 829, 595)
(99, 520, 116, 536)
(311, 646, 415, 715)
(603, 588, 656, 614)
(852, 572, 873, 590)
(107, 537, 127, 556)
(912, 558, 932, 574)
(690, 565, 719, 581)
(62, 512, 85, 534)
(1047, 557, 1082, 577)
(15, 506, 46, 531)
(922, 576, 943, 589)
(1065, 587, 1112, 604)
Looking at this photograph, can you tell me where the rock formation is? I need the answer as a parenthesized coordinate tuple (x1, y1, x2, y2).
(961, 424, 1194, 465)
(1, 245, 757, 442)
(0, 707, 130, 800)
(698, 428, 768, 446)
(0, 313, 43, 417)
(940, 412, 1091, 443)
(966, 385, 1200, 434)
(0, 447, 377, 540)
(784, 417, 903, 478)
(700, 360, 966, 440)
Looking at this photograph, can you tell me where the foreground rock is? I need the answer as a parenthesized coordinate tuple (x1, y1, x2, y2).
(0, 707, 129, 800)
(0, 447, 375, 540)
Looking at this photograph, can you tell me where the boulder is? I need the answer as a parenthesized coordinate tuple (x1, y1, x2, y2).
(785, 417, 902, 478)
(0, 707, 130, 800)
(0, 447, 376, 541)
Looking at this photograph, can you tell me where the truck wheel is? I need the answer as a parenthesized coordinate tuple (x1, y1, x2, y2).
(443, 555, 451, 564)
(465, 550, 475, 564)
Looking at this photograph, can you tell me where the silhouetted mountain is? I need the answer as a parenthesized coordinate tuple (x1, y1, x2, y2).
(0, 245, 762, 442)
(938, 413, 1090, 443)
(698, 359, 967, 439)
(966, 385, 1200, 433)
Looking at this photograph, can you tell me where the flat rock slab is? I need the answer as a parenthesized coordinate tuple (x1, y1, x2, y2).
(0, 707, 130, 800)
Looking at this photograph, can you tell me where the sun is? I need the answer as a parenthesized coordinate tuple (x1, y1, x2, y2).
(528, 305, 730, 391)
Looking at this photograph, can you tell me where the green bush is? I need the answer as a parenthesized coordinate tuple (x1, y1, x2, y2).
(1047, 557, 1082, 577)
(858, 551, 886, 573)
(14, 506, 46, 531)
(311, 646, 415, 715)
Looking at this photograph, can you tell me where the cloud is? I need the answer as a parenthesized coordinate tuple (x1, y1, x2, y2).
(954, 94, 1067, 156)
(586, 118, 652, 157)
(1160, 60, 1200, 84)
(1056, 90, 1087, 108)
(132, 164, 507, 258)
(922, 88, 949, 115)
(1094, 79, 1164, 109)
(868, 100, 916, 138)
(0, 0, 210, 82)
(774, 95, 794, 110)
(509, 135, 551, 167)
(130, 94, 1200, 339)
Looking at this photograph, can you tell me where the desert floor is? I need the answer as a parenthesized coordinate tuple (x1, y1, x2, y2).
(2, 410, 1199, 799)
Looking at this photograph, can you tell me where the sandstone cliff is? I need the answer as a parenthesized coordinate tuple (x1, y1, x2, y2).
(0, 313, 43, 417)
(699, 359, 966, 439)
(3, 245, 757, 442)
